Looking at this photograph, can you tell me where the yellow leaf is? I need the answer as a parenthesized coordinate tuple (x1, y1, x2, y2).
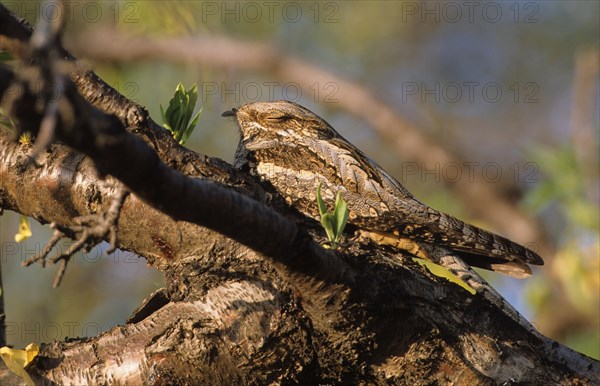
(14, 215, 32, 243)
(18, 133, 32, 146)
(25, 343, 39, 365)
(0, 344, 39, 386)
(414, 258, 476, 295)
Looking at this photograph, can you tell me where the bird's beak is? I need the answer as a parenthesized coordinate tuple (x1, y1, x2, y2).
(221, 108, 238, 117)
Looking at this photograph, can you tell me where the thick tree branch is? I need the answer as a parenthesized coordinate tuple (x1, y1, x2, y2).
(0, 70, 299, 265)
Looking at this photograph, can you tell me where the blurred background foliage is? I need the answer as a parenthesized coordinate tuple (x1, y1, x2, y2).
(0, 0, 598, 359)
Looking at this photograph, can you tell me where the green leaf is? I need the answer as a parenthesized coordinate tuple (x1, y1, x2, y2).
(185, 84, 198, 123)
(316, 182, 328, 217)
(316, 183, 349, 248)
(172, 90, 188, 139)
(333, 192, 349, 240)
(320, 213, 337, 243)
(182, 108, 202, 145)
(161, 83, 202, 145)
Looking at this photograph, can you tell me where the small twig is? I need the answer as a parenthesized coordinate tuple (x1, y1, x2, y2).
(21, 183, 130, 287)
(52, 259, 68, 288)
(21, 223, 64, 268)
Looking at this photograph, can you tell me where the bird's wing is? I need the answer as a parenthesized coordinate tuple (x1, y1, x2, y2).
(323, 136, 544, 277)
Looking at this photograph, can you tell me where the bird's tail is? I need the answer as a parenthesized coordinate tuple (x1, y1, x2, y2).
(425, 211, 544, 278)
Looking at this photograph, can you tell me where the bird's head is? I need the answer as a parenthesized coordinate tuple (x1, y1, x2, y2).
(222, 100, 337, 144)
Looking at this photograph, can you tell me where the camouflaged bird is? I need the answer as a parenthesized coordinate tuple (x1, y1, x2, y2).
(223, 100, 544, 278)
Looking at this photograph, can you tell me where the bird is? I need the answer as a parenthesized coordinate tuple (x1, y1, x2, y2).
(222, 100, 544, 278)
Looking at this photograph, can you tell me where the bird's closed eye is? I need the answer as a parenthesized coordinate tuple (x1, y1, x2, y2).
(265, 113, 293, 122)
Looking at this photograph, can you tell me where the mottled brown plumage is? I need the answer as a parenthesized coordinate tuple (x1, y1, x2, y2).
(223, 100, 543, 278)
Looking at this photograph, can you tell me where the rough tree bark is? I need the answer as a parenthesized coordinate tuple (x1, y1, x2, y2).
(0, 4, 598, 385)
